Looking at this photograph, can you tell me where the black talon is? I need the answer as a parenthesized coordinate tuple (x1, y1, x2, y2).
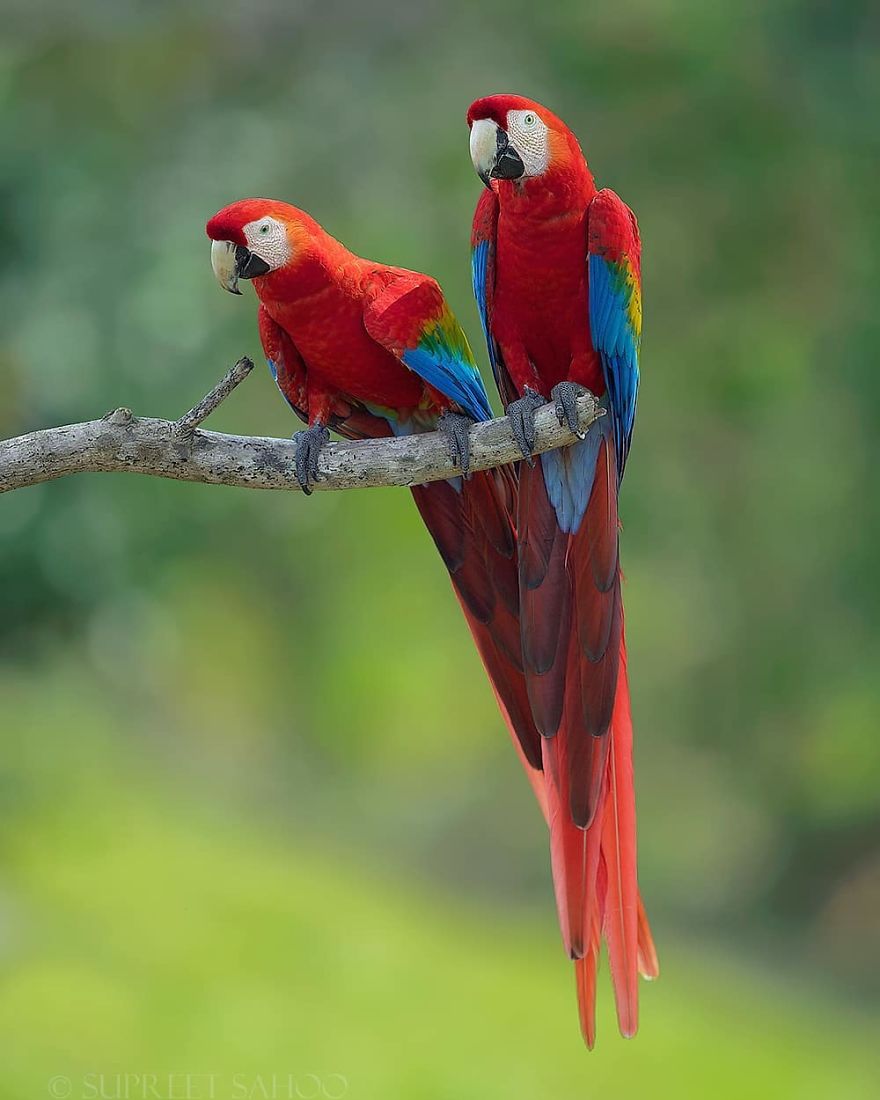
(293, 423, 330, 495)
(551, 381, 589, 439)
(437, 410, 475, 477)
(505, 387, 545, 463)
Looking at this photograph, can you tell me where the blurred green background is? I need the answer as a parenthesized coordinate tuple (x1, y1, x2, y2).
(2, 1, 878, 1096)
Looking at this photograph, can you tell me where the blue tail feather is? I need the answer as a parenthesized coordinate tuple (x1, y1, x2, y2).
(540, 418, 608, 535)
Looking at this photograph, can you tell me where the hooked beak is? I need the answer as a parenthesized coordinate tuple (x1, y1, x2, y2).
(469, 118, 525, 188)
(210, 240, 271, 295)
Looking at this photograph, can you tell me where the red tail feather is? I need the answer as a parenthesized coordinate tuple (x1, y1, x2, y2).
(599, 637, 640, 1037)
(412, 459, 656, 1048)
(637, 894, 660, 981)
(544, 728, 587, 958)
(575, 952, 598, 1050)
(412, 470, 545, 783)
(545, 630, 653, 1045)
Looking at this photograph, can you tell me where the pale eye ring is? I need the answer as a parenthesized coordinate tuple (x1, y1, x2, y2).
(523, 113, 537, 127)
(259, 223, 271, 234)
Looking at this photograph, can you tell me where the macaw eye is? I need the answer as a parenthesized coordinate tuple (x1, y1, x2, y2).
(259, 224, 271, 234)
(523, 113, 537, 127)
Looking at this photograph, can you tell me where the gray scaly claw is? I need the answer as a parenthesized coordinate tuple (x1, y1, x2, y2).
(551, 381, 590, 439)
(293, 423, 330, 495)
(438, 410, 475, 477)
(505, 387, 546, 464)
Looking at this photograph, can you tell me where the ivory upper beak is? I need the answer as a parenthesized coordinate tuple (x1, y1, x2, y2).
(210, 239, 241, 295)
(470, 118, 499, 188)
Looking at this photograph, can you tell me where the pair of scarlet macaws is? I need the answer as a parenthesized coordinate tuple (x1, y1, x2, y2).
(207, 93, 656, 1048)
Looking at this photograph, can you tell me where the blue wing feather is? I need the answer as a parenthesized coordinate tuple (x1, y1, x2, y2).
(587, 190, 642, 481)
(363, 273, 493, 425)
(471, 240, 497, 377)
(588, 252, 640, 480)
(401, 346, 493, 423)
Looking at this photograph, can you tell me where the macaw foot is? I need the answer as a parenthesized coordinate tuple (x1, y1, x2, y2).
(551, 381, 590, 439)
(437, 410, 475, 477)
(293, 423, 330, 495)
(505, 387, 546, 463)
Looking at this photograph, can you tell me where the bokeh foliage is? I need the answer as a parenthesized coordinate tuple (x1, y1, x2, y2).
(1, 1, 878, 1095)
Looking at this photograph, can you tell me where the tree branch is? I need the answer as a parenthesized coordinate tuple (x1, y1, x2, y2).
(175, 355, 256, 435)
(0, 358, 603, 495)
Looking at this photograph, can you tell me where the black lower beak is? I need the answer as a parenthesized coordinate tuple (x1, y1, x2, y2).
(492, 148, 525, 181)
(490, 130, 525, 182)
(234, 244, 271, 280)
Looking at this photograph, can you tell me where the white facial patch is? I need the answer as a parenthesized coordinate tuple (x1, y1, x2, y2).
(470, 118, 499, 177)
(506, 109, 550, 177)
(243, 216, 292, 271)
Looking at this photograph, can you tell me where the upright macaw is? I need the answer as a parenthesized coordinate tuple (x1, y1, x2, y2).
(205, 197, 547, 809)
(467, 95, 658, 1046)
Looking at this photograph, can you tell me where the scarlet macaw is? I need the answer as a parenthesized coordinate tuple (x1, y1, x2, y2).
(467, 95, 658, 1046)
(206, 198, 546, 805)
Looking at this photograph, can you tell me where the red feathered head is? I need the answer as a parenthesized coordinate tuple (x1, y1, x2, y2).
(206, 199, 319, 294)
(467, 94, 586, 188)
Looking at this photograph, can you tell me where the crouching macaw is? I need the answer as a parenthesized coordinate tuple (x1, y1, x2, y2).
(206, 197, 546, 813)
(467, 95, 658, 1046)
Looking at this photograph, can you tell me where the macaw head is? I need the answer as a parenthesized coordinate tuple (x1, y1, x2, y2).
(467, 94, 588, 190)
(206, 199, 317, 295)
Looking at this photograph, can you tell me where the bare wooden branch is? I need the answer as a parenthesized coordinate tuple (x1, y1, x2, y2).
(175, 357, 255, 435)
(0, 360, 603, 495)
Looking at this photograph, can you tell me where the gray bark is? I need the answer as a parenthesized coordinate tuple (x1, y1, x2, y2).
(0, 358, 603, 494)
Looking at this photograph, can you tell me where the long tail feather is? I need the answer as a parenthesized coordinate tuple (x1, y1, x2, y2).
(519, 462, 572, 738)
(574, 767, 606, 1047)
(543, 724, 587, 958)
(637, 894, 660, 980)
(575, 951, 598, 1050)
(411, 438, 657, 1049)
(412, 469, 544, 776)
(600, 636, 640, 1037)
